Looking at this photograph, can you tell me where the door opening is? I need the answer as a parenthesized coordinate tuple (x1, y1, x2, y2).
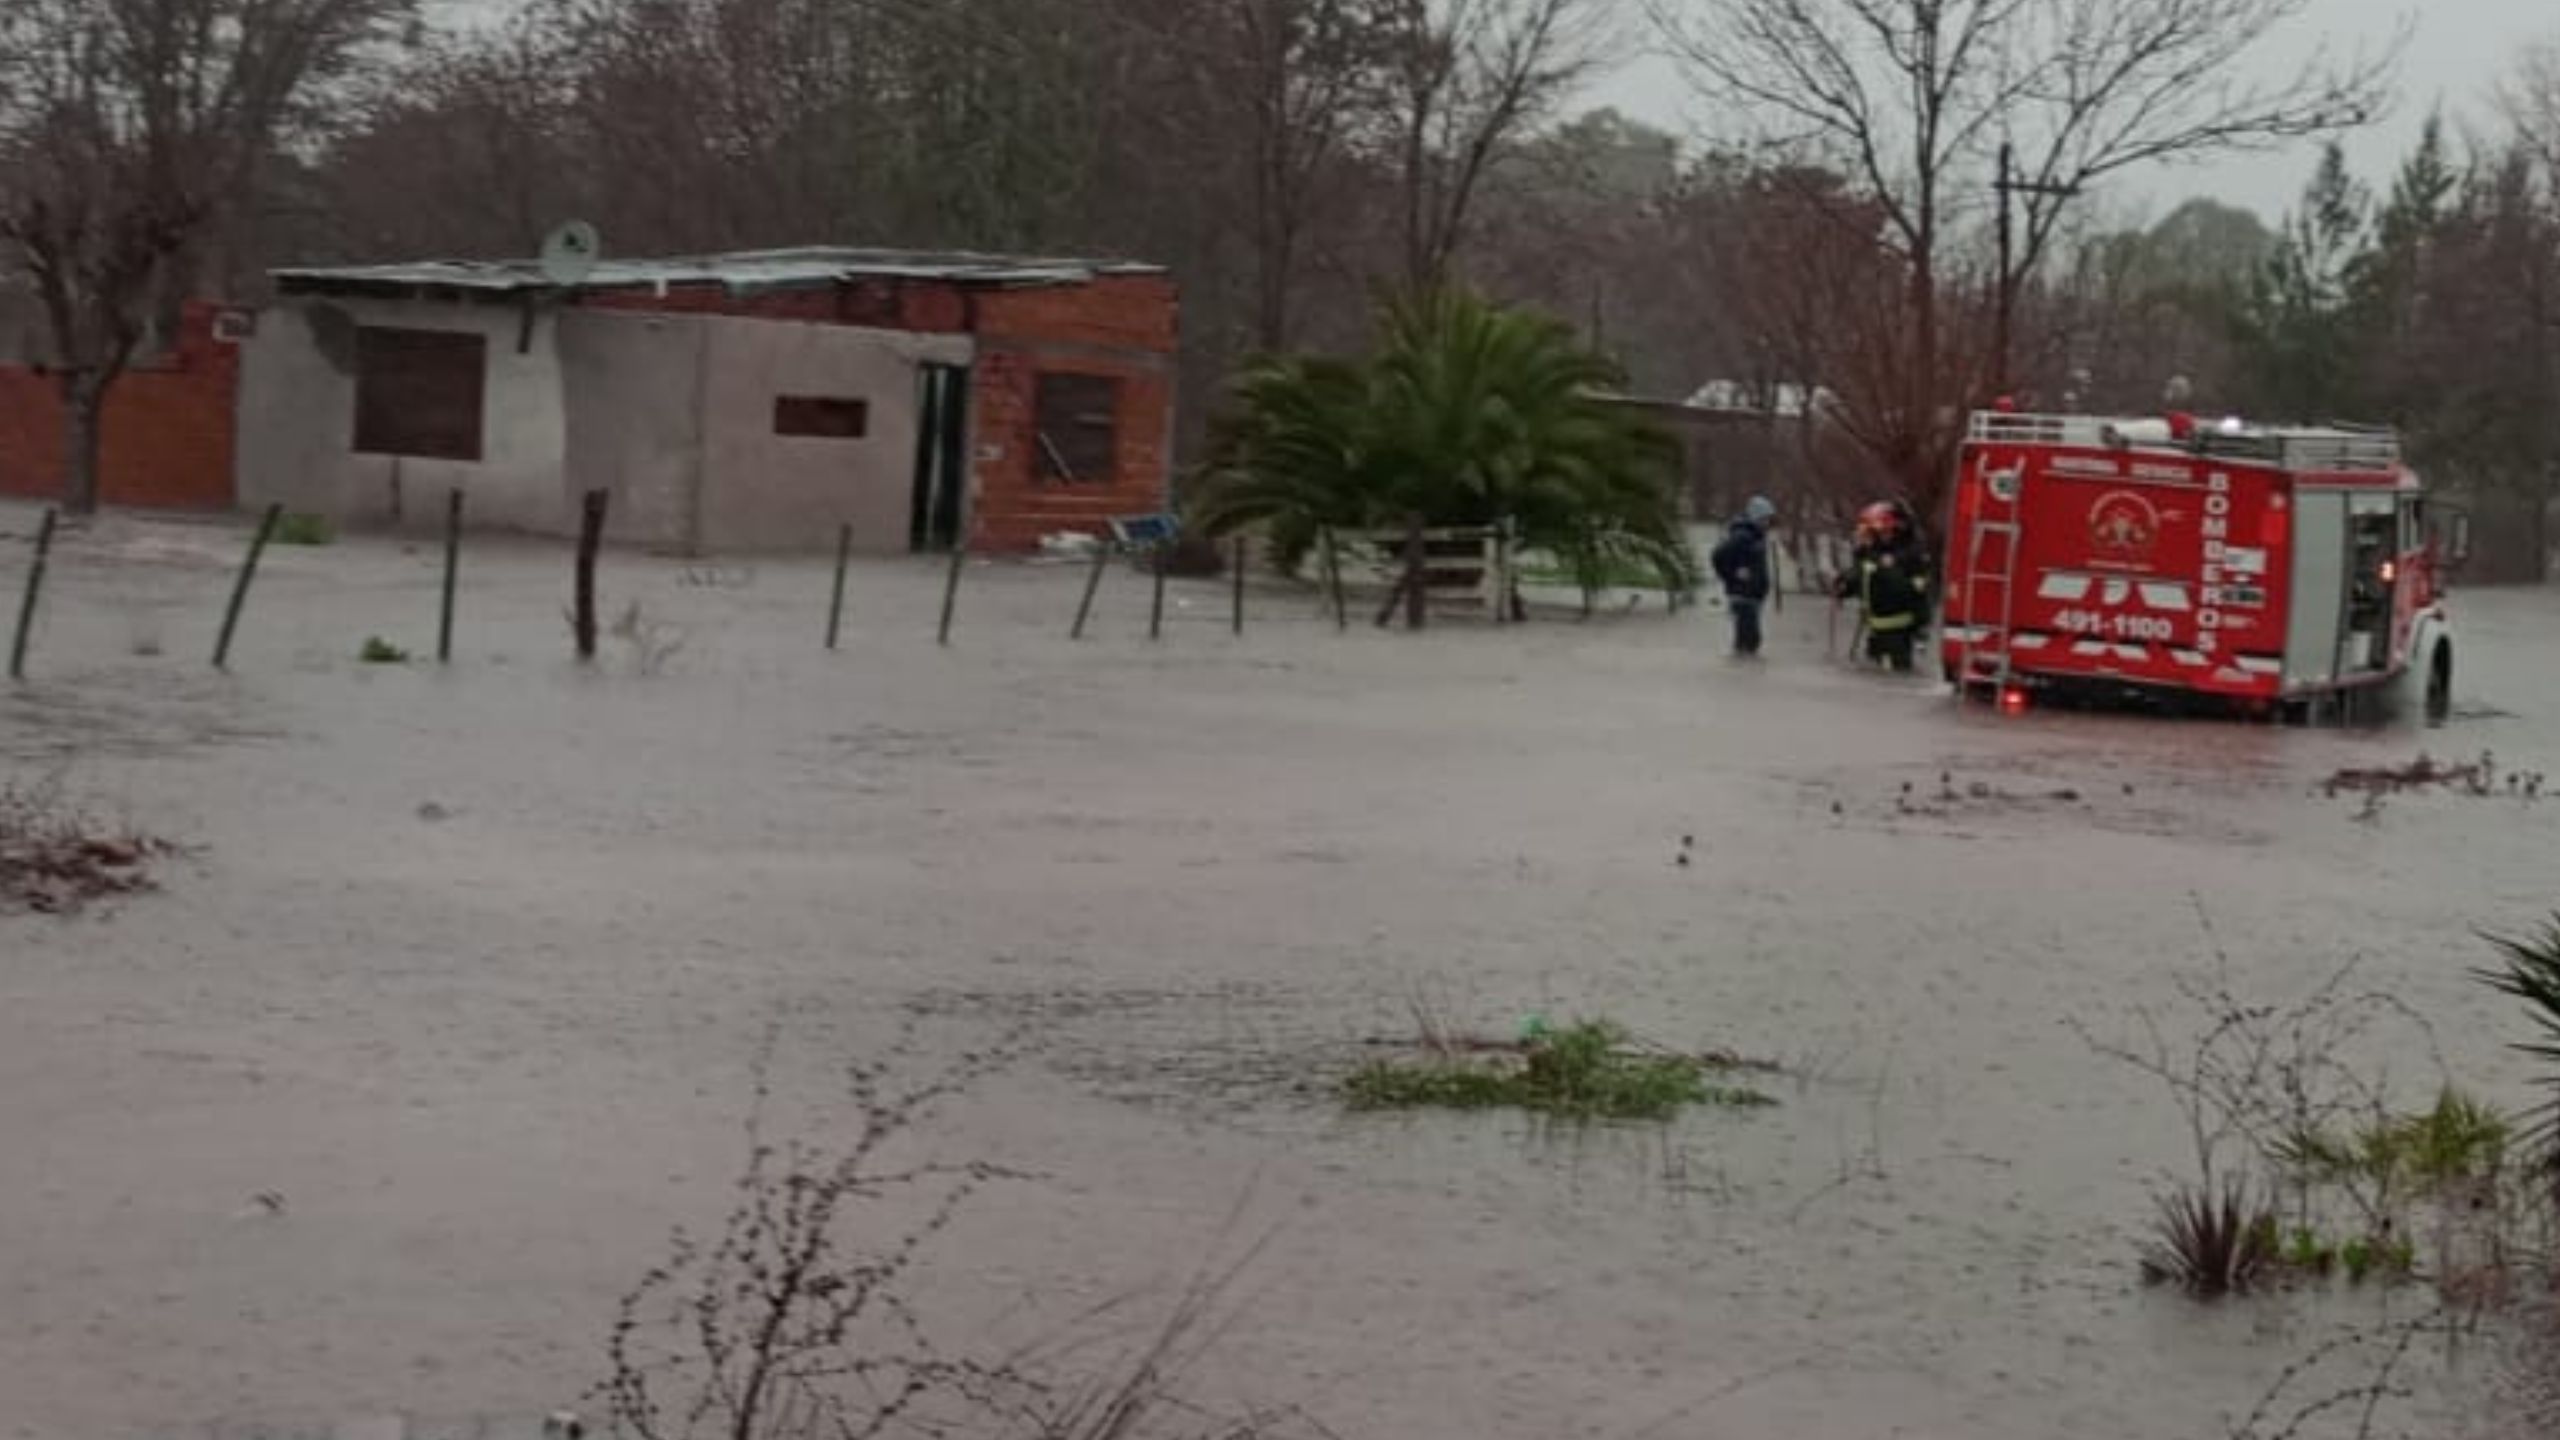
(910, 364, 969, 552)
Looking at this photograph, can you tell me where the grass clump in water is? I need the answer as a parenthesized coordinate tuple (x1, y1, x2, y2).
(272, 512, 335, 546)
(1344, 1019, 1776, 1121)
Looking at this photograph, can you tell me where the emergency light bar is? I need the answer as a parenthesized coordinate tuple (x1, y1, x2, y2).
(1968, 410, 2402, 473)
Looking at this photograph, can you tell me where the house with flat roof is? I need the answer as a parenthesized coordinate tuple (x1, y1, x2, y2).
(239, 246, 1179, 553)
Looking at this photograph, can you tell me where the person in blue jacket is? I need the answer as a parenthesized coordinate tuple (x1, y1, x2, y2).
(1709, 495, 1777, 656)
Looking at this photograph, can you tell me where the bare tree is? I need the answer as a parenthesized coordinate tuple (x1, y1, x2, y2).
(1368, 0, 1611, 289)
(0, 0, 410, 513)
(1714, 165, 1929, 522)
(1096, 0, 1384, 350)
(1229, 0, 1379, 348)
(2503, 34, 2560, 193)
(1649, 0, 2392, 512)
(313, 18, 579, 260)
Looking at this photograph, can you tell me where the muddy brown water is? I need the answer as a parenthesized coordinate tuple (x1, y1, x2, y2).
(4, 508, 2557, 1438)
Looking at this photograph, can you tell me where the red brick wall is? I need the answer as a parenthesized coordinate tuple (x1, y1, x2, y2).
(966, 275, 1179, 551)
(966, 348, 1173, 552)
(0, 302, 239, 510)
(973, 273, 1178, 351)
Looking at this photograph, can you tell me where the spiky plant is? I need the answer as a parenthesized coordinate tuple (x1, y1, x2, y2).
(2142, 1178, 2280, 1296)
(2478, 917, 2560, 1191)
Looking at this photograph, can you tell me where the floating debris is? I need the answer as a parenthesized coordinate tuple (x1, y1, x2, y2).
(2322, 751, 2522, 800)
(1, 778, 176, 914)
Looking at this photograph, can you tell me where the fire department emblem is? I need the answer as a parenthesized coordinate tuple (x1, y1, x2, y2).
(2088, 491, 2160, 559)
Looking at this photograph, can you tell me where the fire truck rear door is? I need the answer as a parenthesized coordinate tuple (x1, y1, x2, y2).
(2283, 490, 2348, 688)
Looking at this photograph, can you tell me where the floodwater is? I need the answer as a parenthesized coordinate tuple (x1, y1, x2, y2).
(3, 506, 2557, 1439)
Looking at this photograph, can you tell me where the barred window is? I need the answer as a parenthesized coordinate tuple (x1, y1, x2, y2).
(1034, 372, 1120, 484)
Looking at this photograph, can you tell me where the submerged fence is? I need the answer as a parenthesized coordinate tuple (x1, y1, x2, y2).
(0, 500, 1720, 681)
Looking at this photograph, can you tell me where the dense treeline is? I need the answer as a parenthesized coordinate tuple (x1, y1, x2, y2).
(3, 0, 2556, 576)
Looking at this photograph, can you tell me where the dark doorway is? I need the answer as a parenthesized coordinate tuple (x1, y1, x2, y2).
(910, 364, 969, 551)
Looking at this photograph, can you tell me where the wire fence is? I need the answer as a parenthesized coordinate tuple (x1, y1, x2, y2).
(0, 495, 1715, 684)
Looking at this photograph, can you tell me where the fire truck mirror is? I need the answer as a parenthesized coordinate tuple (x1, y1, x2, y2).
(2435, 509, 2474, 572)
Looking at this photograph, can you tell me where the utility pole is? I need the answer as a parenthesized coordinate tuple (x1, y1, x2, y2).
(1993, 141, 2079, 396)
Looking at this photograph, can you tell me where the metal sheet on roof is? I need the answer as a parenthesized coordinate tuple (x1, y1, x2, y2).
(271, 245, 1164, 295)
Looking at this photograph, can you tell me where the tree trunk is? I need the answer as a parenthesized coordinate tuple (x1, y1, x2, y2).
(58, 373, 105, 516)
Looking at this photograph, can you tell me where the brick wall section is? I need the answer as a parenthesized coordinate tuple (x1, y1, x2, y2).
(966, 274, 1179, 552)
(0, 302, 239, 509)
(972, 273, 1178, 351)
(583, 269, 1179, 554)
(966, 350, 1173, 552)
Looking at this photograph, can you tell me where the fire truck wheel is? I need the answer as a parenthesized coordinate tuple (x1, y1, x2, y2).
(2425, 642, 2453, 728)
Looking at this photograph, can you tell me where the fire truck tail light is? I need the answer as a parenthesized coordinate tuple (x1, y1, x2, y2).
(2000, 687, 2031, 716)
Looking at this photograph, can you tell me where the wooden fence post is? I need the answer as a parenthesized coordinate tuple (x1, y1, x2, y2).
(1319, 526, 1348, 632)
(212, 503, 284, 671)
(825, 522, 852, 650)
(1148, 543, 1168, 640)
(1402, 514, 1426, 631)
(937, 540, 965, 646)
(574, 488, 609, 661)
(1231, 534, 1246, 635)
(438, 488, 463, 664)
(1071, 540, 1110, 638)
(9, 507, 57, 681)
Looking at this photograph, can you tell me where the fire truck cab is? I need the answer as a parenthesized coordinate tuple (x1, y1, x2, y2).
(1940, 410, 2454, 723)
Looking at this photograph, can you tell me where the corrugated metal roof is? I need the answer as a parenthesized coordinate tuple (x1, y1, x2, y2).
(271, 246, 1165, 296)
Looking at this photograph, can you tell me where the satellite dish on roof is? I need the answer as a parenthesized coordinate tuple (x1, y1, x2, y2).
(539, 220, 602, 286)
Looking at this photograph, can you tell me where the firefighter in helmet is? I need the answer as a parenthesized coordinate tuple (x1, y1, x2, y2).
(1882, 498, 1933, 638)
(1838, 501, 1929, 672)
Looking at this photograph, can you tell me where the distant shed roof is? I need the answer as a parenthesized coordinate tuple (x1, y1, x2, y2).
(271, 246, 1166, 298)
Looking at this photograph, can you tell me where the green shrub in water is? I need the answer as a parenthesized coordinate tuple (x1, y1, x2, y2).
(273, 512, 335, 546)
(1344, 1019, 1775, 1121)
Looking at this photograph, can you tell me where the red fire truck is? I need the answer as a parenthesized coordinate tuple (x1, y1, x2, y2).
(1939, 409, 2456, 723)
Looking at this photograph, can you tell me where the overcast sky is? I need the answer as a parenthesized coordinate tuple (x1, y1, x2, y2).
(1599, 0, 2555, 223)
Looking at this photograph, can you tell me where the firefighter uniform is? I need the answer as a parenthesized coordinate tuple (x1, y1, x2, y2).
(1858, 552, 1925, 671)
(1838, 501, 1928, 672)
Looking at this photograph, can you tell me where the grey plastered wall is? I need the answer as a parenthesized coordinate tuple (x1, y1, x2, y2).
(235, 295, 569, 534)
(693, 316, 972, 553)
(556, 309, 708, 552)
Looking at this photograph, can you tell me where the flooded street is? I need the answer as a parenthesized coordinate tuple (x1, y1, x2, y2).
(4, 511, 2557, 1439)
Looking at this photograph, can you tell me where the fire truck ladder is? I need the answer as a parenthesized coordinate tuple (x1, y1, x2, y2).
(1961, 517, 2022, 692)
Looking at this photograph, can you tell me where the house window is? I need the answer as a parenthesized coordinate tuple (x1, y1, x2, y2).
(1035, 372, 1120, 484)
(773, 395, 870, 439)
(353, 327, 486, 461)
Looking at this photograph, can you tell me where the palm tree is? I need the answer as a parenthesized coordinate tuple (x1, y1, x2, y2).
(1193, 287, 1695, 597)
(1191, 353, 1382, 569)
